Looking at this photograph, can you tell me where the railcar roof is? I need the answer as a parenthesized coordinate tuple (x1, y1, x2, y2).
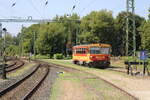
(73, 43, 111, 48)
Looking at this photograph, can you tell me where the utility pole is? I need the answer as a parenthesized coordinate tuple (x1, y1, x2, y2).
(19, 25, 24, 58)
(0, 23, 2, 38)
(126, 0, 136, 57)
(33, 31, 36, 59)
(19, 32, 22, 58)
(148, 7, 150, 20)
(19, 32, 23, 58)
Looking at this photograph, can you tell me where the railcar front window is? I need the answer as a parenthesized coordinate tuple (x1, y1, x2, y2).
(90, 47, 110, 54)
(100, 48, 110, 54)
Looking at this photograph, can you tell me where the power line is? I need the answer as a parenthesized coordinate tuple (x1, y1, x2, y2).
(26, 0, 44, 19)
(69, 0, 78, 15)
(80, 0, 97, 16)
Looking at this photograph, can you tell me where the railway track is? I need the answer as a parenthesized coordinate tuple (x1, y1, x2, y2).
(6, 61, 17, 68)
(5, 60, 25, 73)
(0, 59, 139, 100)
(0, 63, 49, 100)
(38, 60, 139, 100)
(106, 67, 127, 73)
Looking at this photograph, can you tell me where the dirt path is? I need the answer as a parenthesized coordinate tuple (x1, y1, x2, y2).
(88, 70, 150, 100)
(51, 70, 104, 100)
(58, 80, 87, 100)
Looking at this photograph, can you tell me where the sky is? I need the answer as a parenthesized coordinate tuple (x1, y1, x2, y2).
(0, 0, 149, 36)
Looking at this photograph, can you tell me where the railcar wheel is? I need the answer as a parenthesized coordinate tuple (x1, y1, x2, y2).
(88, 63, 93, 68)
(73, 61, 77, 64)
(83, 61, 86, 66)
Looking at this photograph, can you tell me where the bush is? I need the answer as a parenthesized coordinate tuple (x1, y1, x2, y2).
(63, 56, 72, 60)
(53, 53, 64, 59)
(35, 54, 50, 59)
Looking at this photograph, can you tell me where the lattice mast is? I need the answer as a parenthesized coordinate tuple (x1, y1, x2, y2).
(126, 0, 136, 56)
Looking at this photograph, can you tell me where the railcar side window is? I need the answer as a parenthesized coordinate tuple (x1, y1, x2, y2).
(75, 48, 87, 54)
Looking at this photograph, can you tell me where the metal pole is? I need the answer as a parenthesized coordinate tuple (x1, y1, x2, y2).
(132, 0, 136, 57)
(126, 0, 129, 56)
(19, 33, 21, 58)
(33, 31, 36, 59)
(0, 23, 2, 38)
(75, 26, 78, 46)
(148, 7, 150, 20)
(20, 25, 24, 58)
(126, 0, 136, 57)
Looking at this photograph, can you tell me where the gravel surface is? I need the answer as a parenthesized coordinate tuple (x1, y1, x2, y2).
(29, 67, 59, 100)
(0, 65, 46, 100)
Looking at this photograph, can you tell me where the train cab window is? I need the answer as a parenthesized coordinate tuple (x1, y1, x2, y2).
(90, 47, 100, 54)
(90, 47, 110, 54)
(100, 47, 110, 54)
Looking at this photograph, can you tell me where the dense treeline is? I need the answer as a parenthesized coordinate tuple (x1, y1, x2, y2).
(2, 9, 150, 57)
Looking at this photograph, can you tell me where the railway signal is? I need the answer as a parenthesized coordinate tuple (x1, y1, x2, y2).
(0, 28, 7, 79)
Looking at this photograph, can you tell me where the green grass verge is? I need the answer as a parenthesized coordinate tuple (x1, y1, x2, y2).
(40, 59, 136, 100)
(41, 59, 129, 77)
(120, 56, 150, 68)
(8, 63, 36, 77)
(50, 70, 134, 100)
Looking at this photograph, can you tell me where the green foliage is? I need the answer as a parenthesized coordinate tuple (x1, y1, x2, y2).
(53, 53, 64, 59)
(64, 56, 72, 60)
(5, 45, 18, 56)
(79, 10, 115, 44)
(36, 23, 66, 55)
(114, 11, 145, 55)
(19, 14, 80, 56)
(140, 21, 150, 51)
(34, 54, 50, 59)
(13, 10, 146, 57)
(0, 33, 19, 56)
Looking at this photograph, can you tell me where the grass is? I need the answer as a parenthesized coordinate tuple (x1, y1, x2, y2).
(111, 57, 150, 72)
(50, 69, 134, 100)
(83, 78, 133, 100)
(8, 63, 36, 77)
(41, 59, 129, 76)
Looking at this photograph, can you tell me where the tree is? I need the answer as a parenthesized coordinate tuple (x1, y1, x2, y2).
(53, 14, 80, 55)
(0, 33, 19, 56)
(140, 21, 150, 51)
(79, 10, 115, 44)
(36, 22, 66, 56)
(20, 24, 40, 54)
